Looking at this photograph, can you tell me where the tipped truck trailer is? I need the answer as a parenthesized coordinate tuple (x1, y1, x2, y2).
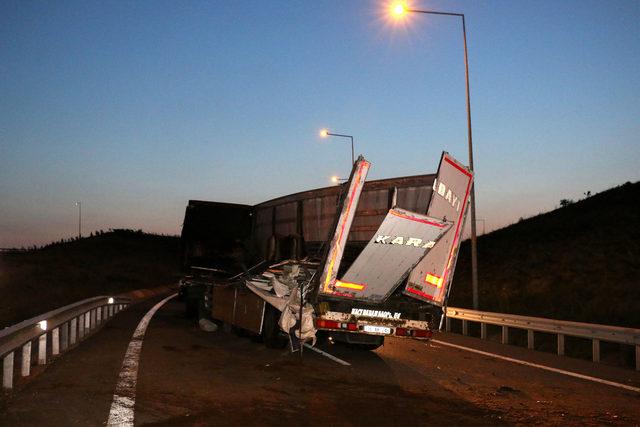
(181, 151, 473, 350)
(309, 152, 473, 348)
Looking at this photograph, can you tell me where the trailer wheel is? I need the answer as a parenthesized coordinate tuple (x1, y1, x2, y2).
(262, 305, 287, 349)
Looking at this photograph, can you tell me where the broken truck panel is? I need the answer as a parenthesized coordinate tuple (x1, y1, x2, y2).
(330, 208, 451, 303)
(182, 150, 472, 351)
(317, 156, 370, 298)
(211, 284, 266, 334)
(404, 152, 474, 305)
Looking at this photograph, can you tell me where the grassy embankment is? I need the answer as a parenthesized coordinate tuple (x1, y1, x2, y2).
(451, 181, 639, 329)
(0, 229, 180, 328)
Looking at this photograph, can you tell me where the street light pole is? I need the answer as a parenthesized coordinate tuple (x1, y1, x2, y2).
(395, 6, 479, 309)
(75, 201, 82, 239)
(320, 129, 355, 166)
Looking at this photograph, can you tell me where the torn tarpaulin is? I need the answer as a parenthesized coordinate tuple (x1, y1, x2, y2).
(245, 262, 317, 350)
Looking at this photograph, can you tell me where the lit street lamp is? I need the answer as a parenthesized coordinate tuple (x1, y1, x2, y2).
(75, 201, 82, 239)
(330, 175, 348, 184)
(320, 129, 355, 166)
(391, 3, 480, 310)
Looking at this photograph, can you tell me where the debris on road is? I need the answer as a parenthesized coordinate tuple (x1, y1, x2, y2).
(198, 318, 218, 332)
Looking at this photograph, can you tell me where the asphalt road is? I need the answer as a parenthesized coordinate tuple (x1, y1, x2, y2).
(1, 295, 639, 426)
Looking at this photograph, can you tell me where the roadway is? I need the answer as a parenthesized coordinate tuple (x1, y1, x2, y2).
(1, 294, 638, 426)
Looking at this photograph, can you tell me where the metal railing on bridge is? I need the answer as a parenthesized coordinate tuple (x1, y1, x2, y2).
(445, 307, 640, 371)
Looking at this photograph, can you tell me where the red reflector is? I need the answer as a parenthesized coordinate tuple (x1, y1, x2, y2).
(413, 329, 433, 338)
(316, 319, 341, 330)
(395, 327, 407, 336)
(346, 323, 358, 331)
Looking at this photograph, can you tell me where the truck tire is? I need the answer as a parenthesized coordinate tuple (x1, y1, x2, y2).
(262, 305, 287, 349)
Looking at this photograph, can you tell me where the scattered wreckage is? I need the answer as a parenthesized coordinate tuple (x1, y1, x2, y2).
(179, 152, 473, 351)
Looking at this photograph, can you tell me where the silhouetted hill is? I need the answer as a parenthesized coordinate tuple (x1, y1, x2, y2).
(0, 229, 180, 327)
(450, 181, 640, 328)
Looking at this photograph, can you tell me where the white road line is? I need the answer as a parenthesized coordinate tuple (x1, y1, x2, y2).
(431, 339, 640, 393)
(106, 293, 177, 427)
(304, 343, 351, 366)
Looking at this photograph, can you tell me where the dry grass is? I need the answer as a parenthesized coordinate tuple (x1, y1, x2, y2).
(450, 181, 640, 328)
(0, 229, 180, 328)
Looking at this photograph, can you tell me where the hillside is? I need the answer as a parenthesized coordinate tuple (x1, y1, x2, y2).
(0, 229, 180, 328)
(450, 181, 640, 328)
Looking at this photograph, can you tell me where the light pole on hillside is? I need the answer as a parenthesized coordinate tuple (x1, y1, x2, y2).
(75, 201, 82, 239)
(391, 3, 479, 310)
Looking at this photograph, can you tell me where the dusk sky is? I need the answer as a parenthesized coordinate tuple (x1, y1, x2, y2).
(1, 0, 638, 247)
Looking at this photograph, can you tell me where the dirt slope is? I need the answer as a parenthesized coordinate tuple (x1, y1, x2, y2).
(0, 229, 180, 328)
(450, 181, 640, 328)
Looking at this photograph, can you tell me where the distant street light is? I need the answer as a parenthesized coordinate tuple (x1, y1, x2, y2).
(330, 175, 348, 184)
(75, 201, 82, 239)
(476, 218, 486, 235)
(319, 129, 355, 166)
(389, 2, 480, 310)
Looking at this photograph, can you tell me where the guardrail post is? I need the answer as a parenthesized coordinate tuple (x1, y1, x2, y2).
(21, 342, 31, 377)
(557, 334, 565, 356)
(445, 317, 451, 332)
(96, 306, 102, 325)
(592, 339, 600, 363)
(38, 334, 47, 365)
(90, 309, 96, 330)
(60, 322, 69, 351)
(501, 326, 509, 344)
(3, 352, 14, 389)
(70, 317, 77, 345)
(480, 323, 487, 340)
(527, 330, 534, 350)
(462, 320, 469, 336)
(108, 305, 114, 317)
(78, 314, 85, 339)
(52, 328, 60, 356)
(84, 311, 90, 332)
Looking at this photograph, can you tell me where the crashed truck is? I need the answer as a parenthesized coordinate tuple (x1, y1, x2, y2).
(180, 152, 473, 350)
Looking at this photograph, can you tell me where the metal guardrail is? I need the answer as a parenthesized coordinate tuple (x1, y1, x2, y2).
(445, 307, 640, 370)
(1, 296, 130, 389)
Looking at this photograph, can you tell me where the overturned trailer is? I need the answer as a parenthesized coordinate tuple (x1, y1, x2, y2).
(252, 172, 435, 263)
(180, 152, 473, 351)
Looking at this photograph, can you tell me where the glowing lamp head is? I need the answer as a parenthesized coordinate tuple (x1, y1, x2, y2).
(331, 175, 340, 184)
(392, 3, 406, 16)
(320, 129, 329, 138)
(108, 297, 115, 304)
(38, 320, 48, 331)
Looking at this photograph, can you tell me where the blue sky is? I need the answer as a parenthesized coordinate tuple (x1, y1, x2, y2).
(1, 0, 638, 247)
